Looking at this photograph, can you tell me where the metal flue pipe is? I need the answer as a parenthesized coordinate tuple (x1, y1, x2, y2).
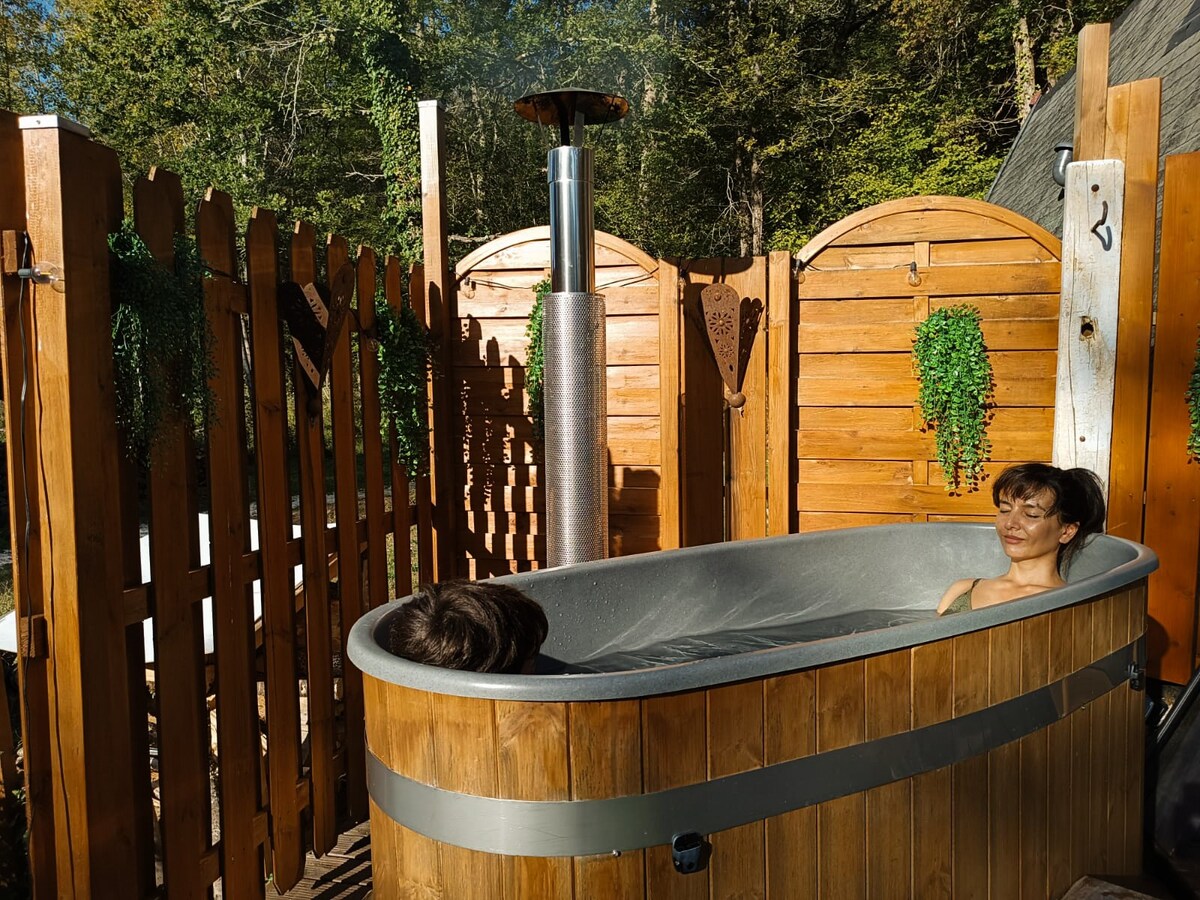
(542, 145, 607, 566)
(514, 89, 628, 567)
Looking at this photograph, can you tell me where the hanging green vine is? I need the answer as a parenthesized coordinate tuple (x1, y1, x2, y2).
(1186, 330, 1200, 461)
(376, 298, 431, 476)
(525, 278, 551, 441)
(912, 304, 994, 492)
(109, 220, 214, 464)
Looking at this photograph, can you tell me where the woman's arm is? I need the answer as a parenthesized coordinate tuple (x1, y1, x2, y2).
(937, 578, 975, 615)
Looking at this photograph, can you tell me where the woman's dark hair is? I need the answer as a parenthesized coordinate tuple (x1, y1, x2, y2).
(992, 463, 1106, 572)
(386, 581, 548, 674)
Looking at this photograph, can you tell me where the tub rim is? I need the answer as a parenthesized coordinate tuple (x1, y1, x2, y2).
(346, 523, 1158, 702)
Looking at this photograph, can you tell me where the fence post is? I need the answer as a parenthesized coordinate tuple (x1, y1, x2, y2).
(18, 115, 143, 895)
(418, 99, 459, 580)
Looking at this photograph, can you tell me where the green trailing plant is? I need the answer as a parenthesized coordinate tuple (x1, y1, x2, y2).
(109, 220, 214, 464)
(912, 304, 994, 492)
(525, 278, 551, 441)
(376, 298, 430, 477)
(1187, 331, 1200, 461)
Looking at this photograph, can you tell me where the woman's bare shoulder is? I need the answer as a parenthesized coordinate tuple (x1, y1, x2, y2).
(937, 578, 977, 614)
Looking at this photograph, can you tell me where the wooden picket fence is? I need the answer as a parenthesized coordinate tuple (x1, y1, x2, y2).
(0, 112, 432, 897)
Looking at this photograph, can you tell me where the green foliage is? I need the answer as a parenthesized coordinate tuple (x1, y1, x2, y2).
(376, 298, 430, 477)
(525, 278, 550, 441)
(913, 305, 994, 492)
(33, 0, 1132, 262)
(1187, 331, 1200, 460)
(109, 221, 214, 464)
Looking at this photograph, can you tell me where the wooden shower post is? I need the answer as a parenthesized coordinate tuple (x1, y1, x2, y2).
(18, 116, 143, 897)
(1073, 23, 1111, 161)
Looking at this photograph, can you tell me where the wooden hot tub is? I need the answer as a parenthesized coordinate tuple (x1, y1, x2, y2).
(347, 524, 1156, 899)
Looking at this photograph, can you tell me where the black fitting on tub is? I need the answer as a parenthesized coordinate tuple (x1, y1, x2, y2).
(671, 832, 710, 874)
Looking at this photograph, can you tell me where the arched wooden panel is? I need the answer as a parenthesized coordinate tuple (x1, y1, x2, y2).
(453, 228, 667, 577)
(789, 197, 1063, 532)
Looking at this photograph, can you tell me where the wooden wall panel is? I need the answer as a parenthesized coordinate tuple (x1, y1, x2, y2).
(792, 199, 1061, 530)
(1144, 152, 1200, 684)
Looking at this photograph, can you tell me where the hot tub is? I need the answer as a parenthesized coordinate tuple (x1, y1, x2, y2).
(347, 523, 1156, 899)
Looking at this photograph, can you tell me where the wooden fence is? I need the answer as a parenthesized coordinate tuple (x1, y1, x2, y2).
(0, 112, 431, 897)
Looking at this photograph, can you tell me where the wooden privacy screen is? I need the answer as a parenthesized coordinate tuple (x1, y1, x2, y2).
(789, 196, 1063, 532)
(0, 116, 430, 897)
(450, 227, 676, 576)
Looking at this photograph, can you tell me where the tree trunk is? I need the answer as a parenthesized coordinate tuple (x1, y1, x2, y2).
(1013, 11, 1037, 121)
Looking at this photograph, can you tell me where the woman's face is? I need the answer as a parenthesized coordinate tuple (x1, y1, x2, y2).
(995, 489, 1078, 563)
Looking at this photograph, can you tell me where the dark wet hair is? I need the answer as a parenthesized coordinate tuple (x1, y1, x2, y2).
(992, 463, 1106, 572)
(386, 581, 548, 674)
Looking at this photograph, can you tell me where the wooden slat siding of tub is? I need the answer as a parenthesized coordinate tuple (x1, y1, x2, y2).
(707, 681, 766, 898)
(1088, 590, 1116, 876)
(1046, 606, 1076, 897)
(1105, 588, 1132, 870)
(495, 700, 573, 898)
(865, 649, 912, 899)
(912, 639, 954, 898)
(1019, 613, 1051, 899)
(816, 660, 868, 900)
(643, 691, 709, 900)
(433, 694, 503, 898)
(570, 700, 646, 898)
(952, 628, 991, 898)
(379, 681, 441, 897)
(987, 620, 1022, 898)
(764, 671, 817, 896)
(1069, 602, 1094, 882)
(1125, 584, 1147, 875)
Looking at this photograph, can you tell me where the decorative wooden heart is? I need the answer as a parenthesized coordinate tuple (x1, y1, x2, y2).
(279, 261, 355, 411)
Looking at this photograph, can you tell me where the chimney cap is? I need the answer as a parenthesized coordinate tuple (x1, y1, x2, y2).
(514, 89, 629, 145)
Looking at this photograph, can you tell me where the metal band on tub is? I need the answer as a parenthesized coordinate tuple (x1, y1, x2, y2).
(366, 638, 1141, 857)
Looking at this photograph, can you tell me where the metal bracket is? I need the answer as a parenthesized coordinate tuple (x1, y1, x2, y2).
(1127, 661, 1145, 692)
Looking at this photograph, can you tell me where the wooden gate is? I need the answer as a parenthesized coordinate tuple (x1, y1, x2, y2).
(779, 196, 1063, 532)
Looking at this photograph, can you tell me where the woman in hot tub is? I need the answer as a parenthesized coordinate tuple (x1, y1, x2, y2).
(938, 462, 1106, 615)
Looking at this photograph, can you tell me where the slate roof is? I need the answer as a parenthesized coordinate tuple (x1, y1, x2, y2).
(987, 0, 1200, 236)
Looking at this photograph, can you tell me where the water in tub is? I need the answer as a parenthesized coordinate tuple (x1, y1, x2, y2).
(563, 607, 938, 673)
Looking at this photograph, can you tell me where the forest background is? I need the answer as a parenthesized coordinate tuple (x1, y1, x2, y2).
(3, 0, 1127, 264)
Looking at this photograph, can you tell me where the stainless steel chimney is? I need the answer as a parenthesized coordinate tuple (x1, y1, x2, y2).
(515, 89, 629, 567)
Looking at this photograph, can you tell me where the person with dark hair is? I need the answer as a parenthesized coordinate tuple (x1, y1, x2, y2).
(938, 463, 1106, 615)
(386, 581, 548, 673)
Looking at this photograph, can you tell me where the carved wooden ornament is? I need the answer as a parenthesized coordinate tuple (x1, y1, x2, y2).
(700, 282, 752, 408)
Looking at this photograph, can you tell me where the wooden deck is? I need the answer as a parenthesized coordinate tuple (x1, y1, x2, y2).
(269, 823, 372, 899)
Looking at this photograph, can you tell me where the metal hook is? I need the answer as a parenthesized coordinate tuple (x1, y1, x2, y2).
(1091, 200, 1112, 251)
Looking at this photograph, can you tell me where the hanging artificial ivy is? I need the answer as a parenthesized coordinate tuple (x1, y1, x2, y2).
(1186, 331, 1200, 460)
(376, 298, 431, 477)
(525, 278, 551, 441)
(109, 220, 214, 464)
(912, 304, 994, 492)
